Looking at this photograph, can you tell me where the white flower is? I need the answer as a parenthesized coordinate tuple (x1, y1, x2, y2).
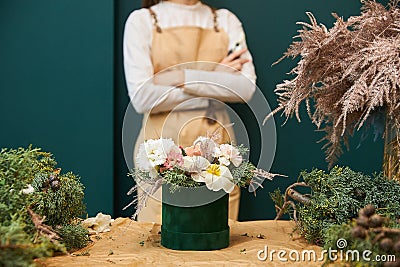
(136, 144, 153, 171)
(214, 144, 242, 167)
(193, 164, 235, 193)
(21, 184, 34, 194)
(136, 138, 179, 175)
(82, 212, 115, 234)
(182, 156, 210, 173)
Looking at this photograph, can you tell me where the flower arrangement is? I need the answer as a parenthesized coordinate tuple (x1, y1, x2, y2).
(125, 135, 281, 218)
(265, 0, 400, 168)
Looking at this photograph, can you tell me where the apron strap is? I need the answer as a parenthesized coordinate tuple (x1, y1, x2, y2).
(149, 6, 219, 33)
(211, 8, 220, 32)
(208, 6, 220, 125)
(148, 8, 162, 33)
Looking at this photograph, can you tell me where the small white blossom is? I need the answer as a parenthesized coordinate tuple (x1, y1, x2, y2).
(21, 184, 34, 194)
(214, 144, 242, 167)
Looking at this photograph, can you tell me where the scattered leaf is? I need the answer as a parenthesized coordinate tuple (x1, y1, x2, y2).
(74, 250, 90, 256)
(256, 234, 266, 239)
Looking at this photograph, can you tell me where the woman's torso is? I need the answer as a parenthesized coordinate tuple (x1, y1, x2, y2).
(136, 1, 235, 150)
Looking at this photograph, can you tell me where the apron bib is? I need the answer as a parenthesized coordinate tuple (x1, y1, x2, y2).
(134, 7, 235, 157)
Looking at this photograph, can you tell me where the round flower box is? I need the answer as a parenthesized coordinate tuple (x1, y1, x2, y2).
(161, 185, 230, 250)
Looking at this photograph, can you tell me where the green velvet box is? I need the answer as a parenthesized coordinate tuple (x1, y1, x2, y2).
(161, 185, 230, 250)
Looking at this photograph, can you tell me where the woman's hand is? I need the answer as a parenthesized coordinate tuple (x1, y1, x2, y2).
(153, 69, 184, 86)
(215, 48, 249, 73)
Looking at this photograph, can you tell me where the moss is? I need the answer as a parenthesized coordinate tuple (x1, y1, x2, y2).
(57, 224, 90, 251)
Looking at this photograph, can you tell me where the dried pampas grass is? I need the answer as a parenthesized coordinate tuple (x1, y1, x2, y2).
(267, 0, 400, 167)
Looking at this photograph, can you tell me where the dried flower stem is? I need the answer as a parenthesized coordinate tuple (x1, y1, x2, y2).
(267, 0, 400, 168)
(275, 182, 311, 221)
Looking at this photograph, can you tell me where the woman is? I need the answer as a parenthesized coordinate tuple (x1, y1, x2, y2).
(123, 0, 256, 223)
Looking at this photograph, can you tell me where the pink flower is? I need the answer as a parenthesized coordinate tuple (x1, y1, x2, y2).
(166, 147, 184, 167)
(184, 145, 202, 157)
(160, 162, 173, 173)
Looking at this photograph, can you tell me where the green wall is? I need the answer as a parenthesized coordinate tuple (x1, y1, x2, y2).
(1, 0, 385, 220)
(0, 1, 114, 216)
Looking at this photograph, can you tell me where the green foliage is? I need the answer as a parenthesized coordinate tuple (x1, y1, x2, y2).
(323, 222, 382, 267)
(161, 160, 256, 192)
(269, 188, 291, 217)
(288, 167, 400, 245)
(231, 161, 256, 187)
(0, 147, 55, 227)
(0, 218, 60, 267)
(163, 168, 202, 192)
(0, 146, 87, 266)
(323, 217, 400, 266)
(57, 224, 90, 251)
(33, 172, 86, 226)
(0, 147, 56, 186)
(235, 144, 249, 157)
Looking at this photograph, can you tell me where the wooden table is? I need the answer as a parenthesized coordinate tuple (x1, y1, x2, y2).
(42, 218, 323, 266)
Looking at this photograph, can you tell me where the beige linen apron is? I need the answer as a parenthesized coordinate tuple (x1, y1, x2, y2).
(135, 7, 240, 222)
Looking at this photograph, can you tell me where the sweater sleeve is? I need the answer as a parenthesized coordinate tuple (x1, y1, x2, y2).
(123, 10, 206, 114)
(182, 10, 257, 103)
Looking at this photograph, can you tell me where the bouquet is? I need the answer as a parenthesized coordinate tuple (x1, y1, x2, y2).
(125, 135, 282, 219)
